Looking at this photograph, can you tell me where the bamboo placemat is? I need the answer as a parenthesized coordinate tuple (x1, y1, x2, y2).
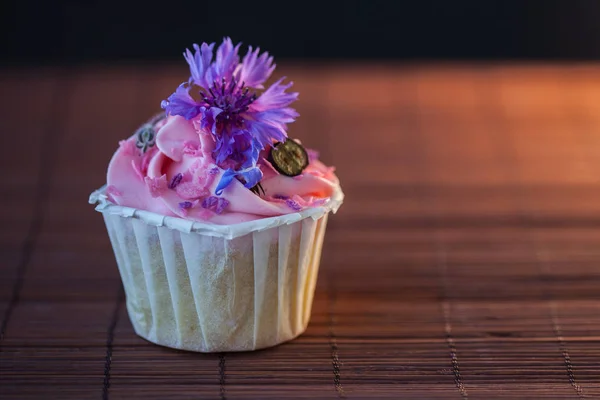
(1, 63, 600, 399)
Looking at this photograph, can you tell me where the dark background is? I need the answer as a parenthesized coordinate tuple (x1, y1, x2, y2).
(2, 0, 600, 65)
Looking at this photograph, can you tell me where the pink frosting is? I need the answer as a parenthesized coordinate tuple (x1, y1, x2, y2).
(107, 115, 339, 224)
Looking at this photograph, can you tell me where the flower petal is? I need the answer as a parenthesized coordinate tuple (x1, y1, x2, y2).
(215, 166, 263, 195)
(212, 130, 235, 165)
(161, 84, 202, 120)
(256, 108, 299, 127)
(248, 120, 286, 148)
(212, 37, 241, 83)
(199, 106, 222, 135)
(235, 46, 275, 89)
(252, 78, 299, 112)
(183, 42, 215, 88)
(215, 168, 237, 195)
(144, 175, 168, 198)
(241, 138, 262, 169)
(238, 166, 263, 189)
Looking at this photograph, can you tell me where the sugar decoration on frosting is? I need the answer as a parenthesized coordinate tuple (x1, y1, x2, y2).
(201, 196, 230, 214)
(178, 200, 200, 216)
(168, 173, 183, 189)
(285, 198, 302, 211)
(266, 193, 327, 213)
(160, 37, 304, 195)
(119, 139, 137, 156)
(144, 175, 168, 198)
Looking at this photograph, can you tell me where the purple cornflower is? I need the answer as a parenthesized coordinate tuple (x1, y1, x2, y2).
(161, 37, 299, 192)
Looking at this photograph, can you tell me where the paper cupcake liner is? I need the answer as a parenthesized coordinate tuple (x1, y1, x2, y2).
(90, 186, 341, 352)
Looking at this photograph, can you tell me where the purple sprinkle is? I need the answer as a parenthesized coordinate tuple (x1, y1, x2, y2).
(201, 196, 218, 209)
(200, 195, 229, 214)
(168, 173, 183, 189)
(273, 194, 289, 200)
(209, 167, 219, 175)
(285, 199, 302, 211)
(179, 201, 194, 209)
(215, 198, 230, 214)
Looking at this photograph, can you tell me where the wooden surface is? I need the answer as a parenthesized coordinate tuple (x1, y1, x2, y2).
(2, 63, 600, 399)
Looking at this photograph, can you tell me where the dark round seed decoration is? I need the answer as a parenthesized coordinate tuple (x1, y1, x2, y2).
(269, 139, 309, 177)
(135, 125, 156, 153)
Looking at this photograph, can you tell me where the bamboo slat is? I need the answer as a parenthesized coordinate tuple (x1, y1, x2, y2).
(1, 64, 600, 399)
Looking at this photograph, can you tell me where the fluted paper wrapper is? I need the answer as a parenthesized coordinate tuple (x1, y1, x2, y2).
(90, 186, 342, 352)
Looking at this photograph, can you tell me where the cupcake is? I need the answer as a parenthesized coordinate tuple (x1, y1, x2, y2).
(89, 38, 343, 352)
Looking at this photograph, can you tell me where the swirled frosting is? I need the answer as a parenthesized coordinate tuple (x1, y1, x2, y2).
(106, 115, 339, 225)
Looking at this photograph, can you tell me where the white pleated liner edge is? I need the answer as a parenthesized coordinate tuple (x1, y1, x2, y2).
(93, 183, 341, 352)
(101, 208, 330, 352)
(90, 184, 344, 240)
